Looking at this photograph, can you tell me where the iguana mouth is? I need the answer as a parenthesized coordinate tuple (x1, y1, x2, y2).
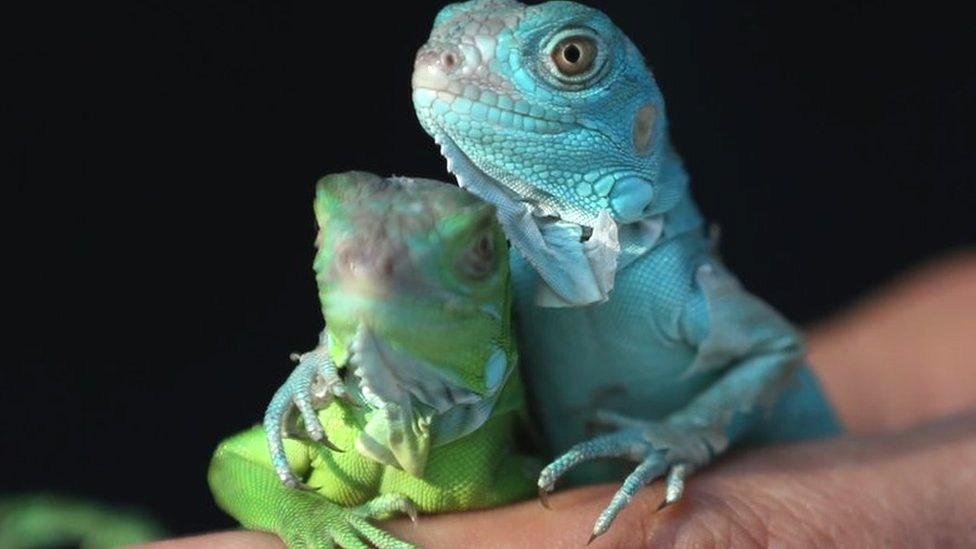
(422, 126, 580, 231)
(412, 86, 568, 135)
(432, 130, 578, 232)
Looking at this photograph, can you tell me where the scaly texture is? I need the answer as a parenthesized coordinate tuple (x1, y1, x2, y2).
(409, 0, 843, 541)
(212, 172, 536, 548)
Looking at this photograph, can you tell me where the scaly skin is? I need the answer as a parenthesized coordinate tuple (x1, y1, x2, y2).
(409, 0, 843, 541)
(212, 172, 536, 549)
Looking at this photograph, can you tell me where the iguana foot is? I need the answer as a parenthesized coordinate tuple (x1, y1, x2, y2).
(264, 345, 355, 488)
(280, 493, 418, 549)
(538, 410, 718, 542)
(351, 493, 418, 523)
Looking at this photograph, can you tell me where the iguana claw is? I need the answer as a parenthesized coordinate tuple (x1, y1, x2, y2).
(277, 492, 420, 549)
(401, 499, 419, 524)
(316, 435, 344, 453)
(276, 469, 316, 492)
(539, 410, 713, 541)
(351, 493, 419, 524)
(265, 339, 351, 488)
(537, 485, 552, 509)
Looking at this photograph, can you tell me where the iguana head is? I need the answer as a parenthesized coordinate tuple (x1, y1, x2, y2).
(413, 0, 682, 306)
(314, 171, 510, 396)
(313, 172, 514, 475)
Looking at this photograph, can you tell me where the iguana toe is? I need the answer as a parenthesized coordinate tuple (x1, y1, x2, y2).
(265, 343, 349, 487)
(541, 411, 715, 537)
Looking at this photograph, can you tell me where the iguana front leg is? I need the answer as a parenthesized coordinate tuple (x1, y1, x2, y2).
(537, 261, 802, 540)
(209, 425, 416, 549)
(264, 330, 353, 487)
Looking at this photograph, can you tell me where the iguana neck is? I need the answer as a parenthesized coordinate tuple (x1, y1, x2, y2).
(329, 323, 517, 476)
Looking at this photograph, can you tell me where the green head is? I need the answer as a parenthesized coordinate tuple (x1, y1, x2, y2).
(313, 172, 511, 397)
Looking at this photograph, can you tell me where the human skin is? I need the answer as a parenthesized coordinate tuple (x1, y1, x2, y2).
(143, 250, 976, 548)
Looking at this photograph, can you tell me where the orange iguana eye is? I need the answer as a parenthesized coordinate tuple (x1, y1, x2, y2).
(552, 36, 597, 76)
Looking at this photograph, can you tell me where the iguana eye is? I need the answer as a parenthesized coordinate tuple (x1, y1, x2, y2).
(551, 36, 597, 76)
(458, 232, 496, 280)
(542, 29, 608, 88)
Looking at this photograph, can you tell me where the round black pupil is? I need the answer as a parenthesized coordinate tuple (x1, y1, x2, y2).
(563, 43, 581, 64)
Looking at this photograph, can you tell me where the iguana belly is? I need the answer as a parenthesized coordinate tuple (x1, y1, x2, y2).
(510, 236, 719, 455)
(306, 403, 535, 512)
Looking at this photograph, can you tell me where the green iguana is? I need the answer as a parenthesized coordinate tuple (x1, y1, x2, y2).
(208, 172, 537, 548)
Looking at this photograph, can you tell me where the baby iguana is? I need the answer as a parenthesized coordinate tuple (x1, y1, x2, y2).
(209, 172, 535, 549)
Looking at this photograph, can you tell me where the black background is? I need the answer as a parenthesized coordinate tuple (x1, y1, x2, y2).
(8, 0, 974, 536)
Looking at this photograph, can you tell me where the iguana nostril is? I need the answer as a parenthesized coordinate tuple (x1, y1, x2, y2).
(441, 51, 458, 71)
(411, 46, 462, 90)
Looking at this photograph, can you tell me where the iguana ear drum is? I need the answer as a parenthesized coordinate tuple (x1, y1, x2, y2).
(633, 103, 656, 154)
